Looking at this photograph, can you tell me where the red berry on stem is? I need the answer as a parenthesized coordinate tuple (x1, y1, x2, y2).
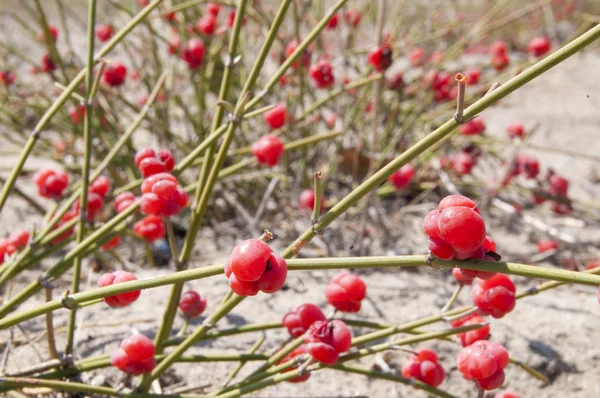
(111, 334, 156, 375)
(282, 303, 327, 337)
(506, 123, 524, 139)
(183, 38, 206, 69)
(197, 14, 217, 35)
(305, 320, 352, 364)
(263, 104, 288, 129)
(227, 239, 272, 282)
(344, 9, 361, 26)
(298, 189, 323, 211)
(326, 13, 338, 29)
(103, 62, 127, 87)
(528, 36, 551, 57)
(90, 175, 111, 198)
(548, 174, 569, 197)
(95, 24, 114, 42)
(387, 164, 414, 189)
(114, 191, 136, 214)
(491, 53, 510, 71)
(178, 290, 207, 318)
(438, 206, 486, 253)
(325, 272, 367, 313)
(471, 274, 516, 318)
(8, 230, 30, 250)
(252, 135, 285, 167)
(207, 2, 220, 16)
(41, 54, 56, 73)
(459, 118, 486, 136)
(0, 71, 16, 86)
(451, 314, 490, 346)
(34, 169, 69, 199)
(279, 345, 311, 383)
(133, 215, 166, 242)
(98, 270, 141, 307)
(102, 235, 121, 251)
(457, 340, 509, 385)
(309, 60, 335, 89)
(401, 348, 445, 387)
(368, 43, 393, 72)
(256, 253, 288, 293)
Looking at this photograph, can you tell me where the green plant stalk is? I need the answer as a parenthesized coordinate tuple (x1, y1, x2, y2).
(219, 337, 265, 390)
(65, 0, 98, 357)
(0, 0, 164, 215)
(229, 131, 342, 157)
(312, 171, 324, 221)
(139, 294, 245, 390)
(282, 22, 600, 259)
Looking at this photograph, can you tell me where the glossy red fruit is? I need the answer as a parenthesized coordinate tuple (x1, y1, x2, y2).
(178, 290, 207, 318)
(111, 334, 156, 375)
(401, 348, 445, 387)
(0, 239, 17, 264)
(0, 70, 16, 86)
(506, 123, 524, 139)
(103, 62, 127, 87)
(305, 320, 352, 364)
(252, 135, 285, 167)
(41, 54, 56, 73)
(388, 164, 414, 189)
(548, 174, 569, 197)
(264, 104, 287, 129)
(135, 148, 175, 177)
(140, 173, 187, 216)
(453, 152, 476, 176)
(8, 230, 30, 250)
(459, 118, 486, 136)
(102, 235, 121, 251)
(466, 67, 481, 84)
(298, 189, 324, 211)
(34, 169, 69, 199)
(95, 24, 114, 42)
(114, 191, 136, 213)
(197, 14, 217, 35)
(279, 345, 311, 383)
(133, 215, 166, 242)
(325, 272, 367, 313)
(183, 38, 206, 69)
(457, 340, 509, 390)
(439, 195, 480, 213)
(536, 239, 558, 253)
(451, 314, 490, 346)
(516, 154, 540, 179)
(439, 206, 486, 253)
(74, 191, 105, 221)
(98, 270, 141, 307)
(344, 9, 361, 26)
(452, 267, 474, 285)
(368, 43, 393, 72)
(207, 2, 220, 16)
(90, 176, 111, 198)
(256, 253, 288, 293)
(227, 239, 272, 282)
(326, 13, 338, 29)
(282, 303, 327, 337)
(472, 274, 516, 318)
(284, 39, 312, 70)
(490, 40, 508, 56)
(39, 25, 59, 42)
(528, 36, 551, 57)
(491, 53, 509, 71)
(309, 60, 335, 89)
(409, 48, 424, 67)
(495, 392, 520, 398)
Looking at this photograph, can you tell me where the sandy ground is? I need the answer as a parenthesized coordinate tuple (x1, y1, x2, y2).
(1, 2, 600, 398)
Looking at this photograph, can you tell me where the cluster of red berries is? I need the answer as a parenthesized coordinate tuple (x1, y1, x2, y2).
(183, 38, 206, 69)
(309, 60, 335, 89)
(224, 239, 288, 296)
(114, 191, 137, 214)
(490, 40, 510, 71)
(134, 215, 166, 242)
(74, 175, 112, 221)
(401, 348, 445, 387)
(282, 303, 326, 337)
(471, 274, 516, 319)
(459, 118, 486, 136)
(506, 123, 525, 139)
(284, 39, 312, 70)
(263, 104, 288, 129)
(134, 148, 175, 177)
(178, 290, 207, 318)
(34, 169, 69, 199)
(98, 270, 141, 307)
(424, 71, 456, 103)
(387, 164, 415, 189)
(279, 346, 311, 383)
(450, 312, 490, 347)
(527, 36, 551, 57)
(0, 230, 30, 265)
(304, 319, 352, 365)
(368, 42, 393, 72)
(252, 135, 285, 167)
(111, 334, 156, 375)
(506, 153, 541, 184)
(95, 24, 114, 42)
(103, 61, 128, 87)
(140, 173, 188, 217)
(0, 70, 15, 87)
(325, 271, 367, 313)
(457, 340, 510, 390)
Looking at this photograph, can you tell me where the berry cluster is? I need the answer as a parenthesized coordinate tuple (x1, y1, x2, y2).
(263, 103, 288, 129)
(182, 38, 206, 69)
(134, 148, 175, 177)
(74, 175, 112, 221)
(224, 239, 288, 296)
(304, 320, 352, 364)
(284, 40, 311, 70)
(178, 290, 207, 318)
(309, 60, 335, 89)
(368, 42, 393, 72)
(527, 36, 551, 57)
(111, 334, 156, 375)
(490, 40, 510, 71)
(387, 164, 415, 189)
(134, 215, 166, 242)
(325, 272, 367, 313)
(506, 123, 525, 139)
(114, 191, 137, 214)
(401, 348, 445, 387)
(282, 303, 326, 337)
(252, 135, 285, 167)
(103, 61, 128, 87)
(450, 312, 490, 346)
(95, 24, 114, 42)
(457, 340, 510, 390)
(140, 173, 188, 217)
(98, 270, 141, 307)
(471, 274, 516, 319)
(0, 230, 30, 265)
(34, 169, 69, 199)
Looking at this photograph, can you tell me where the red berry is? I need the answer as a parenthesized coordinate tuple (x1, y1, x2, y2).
(439, 195, 480, 214)
(401, 348, 445, 387)
(528, 36, 551, 57)
(227, 239, 272, 282)
(133, 215, 166, 242)
(457, 340, 509, 383)
(438, 206, 486, 253)
(459, 118, 486, 136)
(168, 35, 181, 55)
(428, 238, 455, 260)
(490, 40, 508, 56)
(264, 104, 288, 129)
(227, 10, 246, 28)
(102, 235, 121, 251)
(309, 60, 335, 89)
(305, 320, 352, 364)
(279, 345, 311, 383)
(41, 54, 56, 73)
(368, 44, 393, 72)
(466, 67, 481, 84)
(482, 235, 497, 253)
(103, 62, 127, 87)
(326, 14, 338, 29)
(207, 2, 220, 16)
(114, 191, 136, 213)
(0, 71, 16, 87)
(551, 201, 573, 215)
(495, 391, 520, 398)
(548, 174, 569, 197)
(506, 123, 524, 139)
(226, 271, 260, 296)
(477, 369, 506, 390)
(451, 314, 490, 346)
(388, 164, 414, 189)
(452, 267, 474, 285)
(98, 270, 141, 307)
(90, 176, 111, 198)
(325, 272, 367, 313)
(409, 48, 424, 67)
(491, 53, 510, 71)
(471, 274, 516, 318)
(95, 24, 114, 42)
(282, 303, 327, 337)
(256, 253, 288, 293)
(69, 104, 86, 124)
(111, 334, 156, 375)
(197, 14, 217, 35)
(52, 210, 77, 244)
(536, 239, 558, 253)
(252, 135, 285, 167)
(453, 152, 476, 176)
(178, 290, 207, 318)
(344, 9, 361, 26)
(183, 39, 206, 69)
(7, 230, 29, 250)
(298, 189, 324, 211)
(0, 239, 17, 264)
(516, 154, 540, 179)
(34, 169, 69, 199)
